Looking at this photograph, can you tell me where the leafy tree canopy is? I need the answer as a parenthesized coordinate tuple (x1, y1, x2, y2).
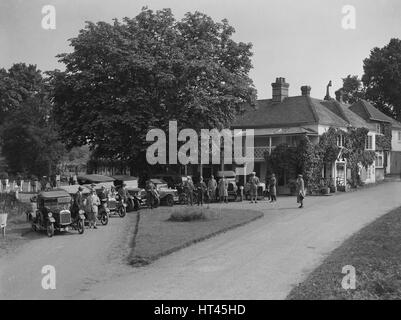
(362, 39, 401, 120)
(0, 63, 65, 177)
(50, 7, 257, 166)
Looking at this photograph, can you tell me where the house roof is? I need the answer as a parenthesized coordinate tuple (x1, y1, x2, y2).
(232, 96, 350, 129)
(320, 100, 376, 130)
(348, 100, 401, 129)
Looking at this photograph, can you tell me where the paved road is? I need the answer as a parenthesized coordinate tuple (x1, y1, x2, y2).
(1, 182, 401, 299)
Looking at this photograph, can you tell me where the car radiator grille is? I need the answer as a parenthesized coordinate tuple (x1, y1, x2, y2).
(59, 211, 71, 224)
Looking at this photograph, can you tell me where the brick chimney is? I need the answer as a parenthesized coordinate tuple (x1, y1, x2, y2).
(271, 77, 289, 102)
(301, 85, 311, 97)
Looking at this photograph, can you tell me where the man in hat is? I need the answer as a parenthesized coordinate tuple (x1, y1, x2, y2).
(296, 174, 305, 208)
(73, 186, 85, 219)
(269, 173, 277, 203)
(249, 172, 260, 203)
(184, 176, 195, 206)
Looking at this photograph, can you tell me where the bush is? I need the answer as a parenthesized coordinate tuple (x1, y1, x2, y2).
(169, 207, 216, 222)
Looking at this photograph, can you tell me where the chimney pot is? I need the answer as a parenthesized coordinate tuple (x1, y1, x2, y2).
(271, 77, 289, 102)
(301, 86, 311, 96)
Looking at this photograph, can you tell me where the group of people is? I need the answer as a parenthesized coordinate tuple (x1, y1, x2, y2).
(181, 172, 306, 209)
(71, 183, 132, 229)
(181, 174, 230, 206)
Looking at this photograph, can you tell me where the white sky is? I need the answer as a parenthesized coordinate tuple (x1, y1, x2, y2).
(1, 0, 400, 99)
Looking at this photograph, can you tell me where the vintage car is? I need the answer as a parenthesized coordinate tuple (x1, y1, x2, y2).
(58, 185, 110, 226)
(217, 171, 239, 201)
(77, 174, 115, 189)
(112, 175, 144, 212)
(31, 190, 85, 237)
(147, 179, 179, 206)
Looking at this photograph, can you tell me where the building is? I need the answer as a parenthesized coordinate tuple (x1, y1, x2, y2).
(231, 77, 401, 192)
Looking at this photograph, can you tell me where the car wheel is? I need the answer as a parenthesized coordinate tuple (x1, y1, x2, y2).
(46, 222, 54, 237)
(166, 195, 174, 207)
(77, 219, 85, 234)
(100, 214, 109, 225)
(118, 206, 126, 218)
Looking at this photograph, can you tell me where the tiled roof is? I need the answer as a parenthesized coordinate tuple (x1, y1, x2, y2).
(232, 96, 350, 129)
(320, 100, 375, 130)
(349, 100, 401, 129)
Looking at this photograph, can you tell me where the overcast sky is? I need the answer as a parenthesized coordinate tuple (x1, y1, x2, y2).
(1, 0, 400, 99)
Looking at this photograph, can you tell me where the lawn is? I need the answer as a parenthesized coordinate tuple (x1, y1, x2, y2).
(287, 206, 401, 300)
(128, 206, 263, 266)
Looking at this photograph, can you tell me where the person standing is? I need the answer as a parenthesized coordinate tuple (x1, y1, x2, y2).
(249, 172, 260, 204)
(296, 174, 306, 209)
(86, 189, 100, 229)
(269, 174, 277, 203)
(196, 177, 207, 206)
(218, 175, 229, 203)
(207, 175, 217, 202)
(73, 186, 85, 219)
(184, 176, 195, 206)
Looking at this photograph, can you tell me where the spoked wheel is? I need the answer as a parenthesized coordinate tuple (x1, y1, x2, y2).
(118, 206, 126, 218)
(46, 222, 54, 237)
(100, 213, 109, 225)
(77, 219, 85, 234)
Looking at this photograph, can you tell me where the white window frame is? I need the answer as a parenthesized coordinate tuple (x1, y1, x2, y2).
(375, 151, 384, 168)
(365, 135, 373, 150)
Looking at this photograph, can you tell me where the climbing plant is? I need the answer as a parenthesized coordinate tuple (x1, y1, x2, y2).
(264, 126, 377, 193)
(376, 123, 392, 151)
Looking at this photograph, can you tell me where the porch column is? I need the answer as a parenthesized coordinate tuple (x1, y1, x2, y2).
(269, 137, 272, 155)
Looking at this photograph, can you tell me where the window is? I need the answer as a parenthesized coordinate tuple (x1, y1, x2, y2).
(375, 151, 384, 168)
(398, 131, 401, 142)
(376, 123, 383, 135)
(336, 135, 345, 147)
(365, 135, 373, 150)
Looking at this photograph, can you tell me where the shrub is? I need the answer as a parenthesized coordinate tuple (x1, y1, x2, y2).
(169, 207, 216, 222)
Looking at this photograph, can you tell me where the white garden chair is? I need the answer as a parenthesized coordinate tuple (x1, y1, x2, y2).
(0, 213, 7, 238)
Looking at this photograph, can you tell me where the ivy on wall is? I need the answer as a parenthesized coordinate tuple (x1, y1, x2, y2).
(264, 126, 376, 192)
(376, 123, 392, 151)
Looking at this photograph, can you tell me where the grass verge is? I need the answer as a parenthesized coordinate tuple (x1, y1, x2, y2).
(128, 206, 263, 267)
(287, 206, 401, 300)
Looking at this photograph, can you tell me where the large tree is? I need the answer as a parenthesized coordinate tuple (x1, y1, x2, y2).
(0, 63, 65, 176)
(362, 38, 401, 120)
(50, 8, 257, 170)
(335, 75, 365, 104)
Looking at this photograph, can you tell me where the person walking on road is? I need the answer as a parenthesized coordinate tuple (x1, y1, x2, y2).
(269, 174, 277, 203)
(296, 174, 306, 209)
(249, 172, 260, 203)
